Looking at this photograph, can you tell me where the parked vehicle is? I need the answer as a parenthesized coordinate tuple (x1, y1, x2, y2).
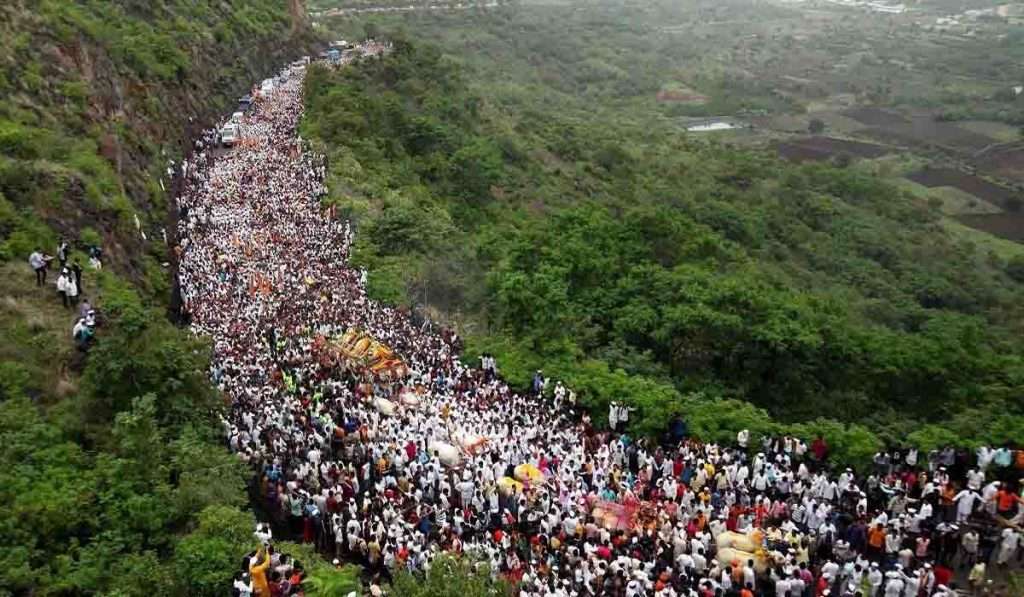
(219, 123, 240, 147)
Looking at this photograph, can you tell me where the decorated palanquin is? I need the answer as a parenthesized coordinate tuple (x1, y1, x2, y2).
(587, 496, 671, 532)
(312, 328, 410, 381)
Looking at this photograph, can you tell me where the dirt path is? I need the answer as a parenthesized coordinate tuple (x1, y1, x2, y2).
(313, 2, 498, 18)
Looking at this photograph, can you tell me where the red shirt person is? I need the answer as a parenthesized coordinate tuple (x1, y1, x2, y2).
(812, 436, 829, 462)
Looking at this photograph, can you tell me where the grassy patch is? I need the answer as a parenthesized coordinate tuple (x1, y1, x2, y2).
(940, 218, 1024, 262)
(895, 178, 1003, 215)
(929, 186, 1003, 215)
(958, 120, 1022, 143)
(0, 262, 77, 402)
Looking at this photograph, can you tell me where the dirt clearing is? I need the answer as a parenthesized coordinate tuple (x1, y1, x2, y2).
(978, 147, 1024, 183)
(842, 107, 908, 127)
(905, 167, 1019, 208)
(863, 116, 995, 152)
(775, 136, 892, 162)
(955, 214, 1024, 242)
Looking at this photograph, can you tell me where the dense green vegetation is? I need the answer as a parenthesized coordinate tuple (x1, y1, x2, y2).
(0, 1, 331, 594)
(0, 273, 255, 594)
(0, 0, 310, 276)
(303, 20, 1024, 465)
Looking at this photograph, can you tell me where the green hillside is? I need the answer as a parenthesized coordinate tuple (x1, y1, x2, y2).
(302, 30, 1024, 462)
(0, 0, 312, 278)
(0, 2, 318, 594)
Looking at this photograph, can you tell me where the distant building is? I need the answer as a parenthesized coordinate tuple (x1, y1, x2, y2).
(687, 121, 740, 132)
(822, 0, 906, 14)
(867, 2, 906, 14)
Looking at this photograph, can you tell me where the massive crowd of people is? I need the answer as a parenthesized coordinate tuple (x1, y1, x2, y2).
(174, 52, 1024, 597)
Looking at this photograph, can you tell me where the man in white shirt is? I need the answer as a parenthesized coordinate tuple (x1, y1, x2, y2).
(821, 559, 839, 583)
(966, 469, 984, 491)
(233, 572, 253, 597)
(730, 560, 750, 592)
(883, 570, 904, 597)
(901, 569, 921, 597)
(982, 481, 1001, 515)
(692, 548, 707, 573)
(788, 570, 805, 596)
(866, 562, 883, 596)
(774, 573, 790, 597)
(254, 522, 272, 546)
(720, 566, 733, 592)
(29, 248, 52, 286)
(997, 527, 1020, 565)
(675, 551, 695, 572)
(953, 489, 982, 523)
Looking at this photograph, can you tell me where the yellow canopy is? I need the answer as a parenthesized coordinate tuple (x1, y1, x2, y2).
(514, 463, 544, 483)
(497, 477, 524, 493)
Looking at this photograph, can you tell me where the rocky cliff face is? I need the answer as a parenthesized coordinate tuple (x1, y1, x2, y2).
(290, 0, 310, 34)
(0, 1, 316, 290)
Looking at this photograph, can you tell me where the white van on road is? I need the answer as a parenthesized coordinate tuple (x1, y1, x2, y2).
(220, 123, 240, 147)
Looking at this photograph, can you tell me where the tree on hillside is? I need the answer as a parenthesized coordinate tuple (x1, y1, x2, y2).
(1007, 255, 1024, 283)
(808, 118, 825, 134)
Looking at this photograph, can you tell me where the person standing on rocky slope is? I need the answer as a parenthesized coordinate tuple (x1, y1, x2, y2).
(88, 244, 103, 270)
(28, 247, 53, 287)
(56, 268, 73, 308)
(70, 259, 84, 294)
(56, 238, 69, 267)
